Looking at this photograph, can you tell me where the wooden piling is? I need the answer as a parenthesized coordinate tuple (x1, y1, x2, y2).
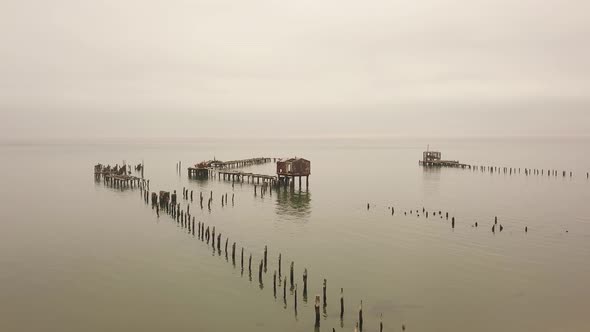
(340, 288, 344, 318)
(264, 245, 268, 273)
(294, 283, 298, 312)
(283, 277, 287, 303)
(323, 279, 327, 307)
(359, 300, 363, 332)
(315, 295, 321, 327)
(273, 271, 277, 297)
(290, 262, 294, 289)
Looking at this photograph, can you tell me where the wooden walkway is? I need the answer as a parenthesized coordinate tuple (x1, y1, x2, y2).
(219, 157, 275, 169)
(218, 170, 278, 185)
(187, 157, 277, 180)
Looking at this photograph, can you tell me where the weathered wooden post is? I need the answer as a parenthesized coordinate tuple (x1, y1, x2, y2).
(241, 248, 244, 270)
(212, 227, 216, 247)
(290, 262, 294, 289)
(278, 254, 282, 278)
(452, 217, 455, 228)
(323, 279, 327, 307)
(314, 295, 321, 328)
(258, 259, 263, 284)
(263, 245, 268, 273)
(248, 254, 252, 275)
(273, 271, 277, 297)
(380, 313, 383, 332)
(340, 288, 344, 319)
(294, 283, 298, 312)
(283, 277, 287, 302)
(359, 300, 364, 331)
(232, 242, 236, 263)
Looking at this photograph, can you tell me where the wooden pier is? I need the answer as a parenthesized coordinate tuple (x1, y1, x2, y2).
(188, 157, 275, 179)
(419, 160, 471, 168)
(94, 163, 144, 187)
(219, 157, 274, 169)
(418, 150, 471, 169)
(217, 170, 278, 185)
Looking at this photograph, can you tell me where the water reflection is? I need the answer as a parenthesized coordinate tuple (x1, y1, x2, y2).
(421, 167, 441, 198)
(274, 189, 312, 220)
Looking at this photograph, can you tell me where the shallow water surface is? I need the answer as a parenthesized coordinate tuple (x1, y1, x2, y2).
(1, 137, 589, 332)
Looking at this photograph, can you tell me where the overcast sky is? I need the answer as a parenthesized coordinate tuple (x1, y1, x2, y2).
(1, 0, 589, 139)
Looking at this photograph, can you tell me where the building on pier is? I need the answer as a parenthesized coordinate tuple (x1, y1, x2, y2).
(277, 157, 310, 189)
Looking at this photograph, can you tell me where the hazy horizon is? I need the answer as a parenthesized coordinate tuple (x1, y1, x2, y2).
(2, 0, 589, 140)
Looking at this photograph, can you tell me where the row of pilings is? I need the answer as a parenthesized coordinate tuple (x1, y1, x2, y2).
(96, 167, 393, 332)
(366, 203, 565, 235)
(466, 165, 587, 179)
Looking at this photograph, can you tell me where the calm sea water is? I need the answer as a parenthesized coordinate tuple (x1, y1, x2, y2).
(1, 137, 589, 332)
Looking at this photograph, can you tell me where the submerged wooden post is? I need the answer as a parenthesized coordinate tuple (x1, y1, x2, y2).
(232, 242, 236, 263)
(258, 259, 263, 284)
(248, 254, 252, 275)
(241, 248, 244, 269)
(273, 271, 277, 297)
(452, 217, 455, 228)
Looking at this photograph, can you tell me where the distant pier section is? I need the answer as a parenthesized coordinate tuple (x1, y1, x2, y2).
(188, 156, 311, 190)
(188, 157, 275, 179)
(419, 150, 471, 169)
